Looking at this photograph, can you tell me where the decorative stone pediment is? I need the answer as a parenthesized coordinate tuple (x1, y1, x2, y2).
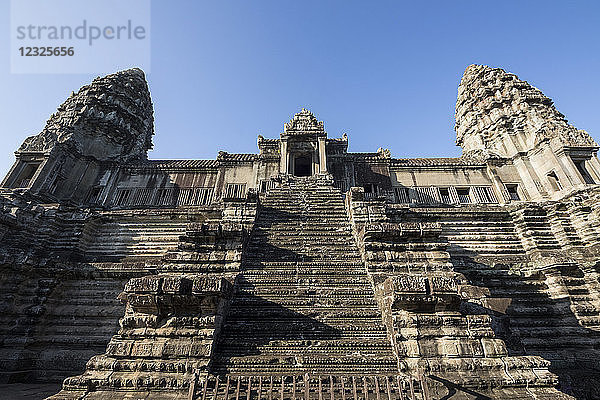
(283, 108, 325, 136)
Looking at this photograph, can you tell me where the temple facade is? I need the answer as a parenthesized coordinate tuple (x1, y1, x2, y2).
(1, 66, 600, 399)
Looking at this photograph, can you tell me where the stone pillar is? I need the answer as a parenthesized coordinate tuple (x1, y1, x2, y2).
(587, 155, 600, 182)
(514, 156, 546, 200)
(1, 158, 23, 188)
(318, 137, 327, 173)
(485, 164, 509, 204)
(280, 139, 288, 174)
(552, 146, 582, 187)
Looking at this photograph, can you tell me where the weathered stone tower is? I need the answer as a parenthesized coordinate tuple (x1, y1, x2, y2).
(1, 66, 600, 399)
(2, 69, 154, 204)
(455, 65, 599, 200)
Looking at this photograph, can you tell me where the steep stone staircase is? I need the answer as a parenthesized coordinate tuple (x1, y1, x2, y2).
(212, 177, 399, 376)
(80, 215, 187, 261)
(457, 261, 600, 396)
(0, 269, 127, 383)
(439, 209, 527, 258)
(27, 278, 127, 382)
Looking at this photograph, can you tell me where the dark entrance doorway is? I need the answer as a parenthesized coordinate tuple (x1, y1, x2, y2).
(294, 155, 311, 177)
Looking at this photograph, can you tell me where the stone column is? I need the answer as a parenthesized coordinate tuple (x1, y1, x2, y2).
(1, 158, 23, 188)
(280, 139, 288, 174)
(552, 146, 582, 187)
(587, 155, 600, 182)
(318, 137, 327, 173)
(514, 156, 545, 200)
(485, 164, 509, 204)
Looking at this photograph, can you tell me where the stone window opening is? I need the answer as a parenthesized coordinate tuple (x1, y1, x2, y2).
(47, 175, 63, 195)
(115, 189, 132, 206)
(572, 158, 595, 184)
(12, 161, 41, 188)
(547, 171, 563, 192)
(363, 184, 379, 200)
(394, 187, 410, 203)
(87, 186, 104, 204)
(224, 183, 247, 199)
(334, 180, 346, 192)
(505, 184, 521, 201)
(412, 186, 439, 204)
(456, 187, 472, 204)
(260, 180, 277, 193)
(473, 186, 498, 203)
(154, 189, 172, 206)
(439, 188, 452, 204)
(193, 188, 214, 205)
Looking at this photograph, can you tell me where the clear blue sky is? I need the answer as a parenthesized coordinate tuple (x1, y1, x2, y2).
(1, 1, 600, 177)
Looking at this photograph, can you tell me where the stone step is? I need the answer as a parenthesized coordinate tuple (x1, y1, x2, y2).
(212, 358, 398, 375)
(230, 299, 382, 308)
(511, 326, 597, 338)
(239, 267, 368, 273)
(236, 281, 372, 289)
(520, 335, 600, 349)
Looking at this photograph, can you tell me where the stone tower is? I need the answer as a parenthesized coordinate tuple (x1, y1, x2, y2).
(455, 65, 600, 200)
(1, 68, 154, 203)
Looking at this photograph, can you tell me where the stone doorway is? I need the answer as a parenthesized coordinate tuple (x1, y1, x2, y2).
(294, 155, 311, 177)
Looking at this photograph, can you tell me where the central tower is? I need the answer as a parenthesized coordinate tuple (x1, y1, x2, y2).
(279, 108, 328, 176)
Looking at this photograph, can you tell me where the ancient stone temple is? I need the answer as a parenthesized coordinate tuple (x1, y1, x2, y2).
(1, 65, 600, 399)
